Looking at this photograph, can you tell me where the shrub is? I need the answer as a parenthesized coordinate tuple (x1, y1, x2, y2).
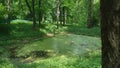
(0, 3, 6, 23)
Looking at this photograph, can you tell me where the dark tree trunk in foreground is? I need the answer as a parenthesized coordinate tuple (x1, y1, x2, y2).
(101, 0, 120, 68)
(87, 0, 93, 28)
(7, 0, 11, 24)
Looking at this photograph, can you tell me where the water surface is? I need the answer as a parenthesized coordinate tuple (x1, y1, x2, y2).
(17, 34, 101, 56)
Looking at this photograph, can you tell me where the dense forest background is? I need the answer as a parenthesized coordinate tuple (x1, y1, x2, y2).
(0, 0, 100, 28)
(0, 0, 101, 68)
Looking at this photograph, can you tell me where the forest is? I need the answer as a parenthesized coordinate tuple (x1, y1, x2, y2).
(0, 0, 119, 68)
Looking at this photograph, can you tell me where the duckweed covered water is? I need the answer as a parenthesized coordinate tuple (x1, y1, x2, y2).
(17, 34, 101, 57)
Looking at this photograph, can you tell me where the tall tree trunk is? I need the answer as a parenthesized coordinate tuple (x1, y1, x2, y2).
(38, 0, 42, 27)
(19, 0, 23, 11)
(25, 0, 36, 29)
(64, 7, 67, 26)
(59, 7, 62, 25)
(25, 0, 32, 14)
(56, 0, 60, 29)
(7, 0, 10, 24)
(101, 0, 120, 68)
(62, 6, 65, 26)
(87, 0, 93, 28)
(32, 0, 36, 29)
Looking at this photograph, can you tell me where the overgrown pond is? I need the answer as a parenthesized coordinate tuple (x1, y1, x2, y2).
(17, 34, 101, 57)
(0, 34, 101, 68)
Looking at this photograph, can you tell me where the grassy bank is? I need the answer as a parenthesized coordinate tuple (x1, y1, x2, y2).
(0, 50, 101, 68)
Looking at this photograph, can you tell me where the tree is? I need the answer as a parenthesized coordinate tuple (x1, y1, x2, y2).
(62, 6, 67, 26)
(38, 0, 42, 27)
(59, 6, 67, 26)
(31, 0, 36, 29)
(25, 0, 36, 29)
(56, 0, 60, 29)
(7, 0, 11, 24)
(0, 3, 6, 23)
(87, 0, 93, 28)
(101, 0, 120, 67)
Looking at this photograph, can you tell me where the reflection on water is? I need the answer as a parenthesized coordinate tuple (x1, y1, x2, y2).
(19, 34, 101, 56)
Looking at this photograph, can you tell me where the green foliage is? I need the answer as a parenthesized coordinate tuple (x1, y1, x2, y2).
(0, 21, 45, 46)
(0, 3, 7, 23)
(0, 58, 14, 68)
(45, 23, 56, 33)
(72, 51, 101, 68)
(92, 0, 100, 26)
(66, 25, 101, 37)
(0, 47, 4, 53)
(71, 0, 88, 26)
(0, 4, 5, 17)
(0, 0, 100, 27)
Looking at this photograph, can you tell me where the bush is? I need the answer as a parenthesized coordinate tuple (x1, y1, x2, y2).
(0, 3, 6, 23)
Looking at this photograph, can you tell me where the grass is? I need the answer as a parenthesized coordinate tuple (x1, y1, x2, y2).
(14, 34, 101, 58)
(0, 22, 101, 46)
(0, 51, 101, 68)
(0, 58, 15, 68)
(66, 25, 101, 37)
(0, 20, 101, 68)
(0, 22, 45, 46)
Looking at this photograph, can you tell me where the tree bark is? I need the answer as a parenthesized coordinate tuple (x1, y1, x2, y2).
(101, 0, 120, 68)
(19, 0, 23, 11)
(25, 0, 32, 14)
(7, 0, 11, 24)
(38, 0, 42, 27)
(62, 6, 65, 26)
(32, 0, 36, 29)
(87, 0, 93, 28)
(25, 0, 36, 29)
(56, 0, 60, 29)
(59, 7, 62, 25)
